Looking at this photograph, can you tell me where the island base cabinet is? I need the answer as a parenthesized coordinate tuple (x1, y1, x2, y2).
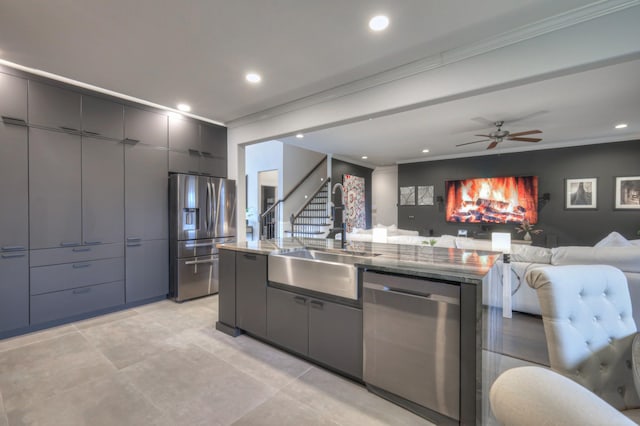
(267, 287, 308, 355)
(0, 253, 29, 333)
(309, 299, 363, 379)
(125, 239, 169, 303)
(235, 253, 267, 338)
(217, 249, 236, 328)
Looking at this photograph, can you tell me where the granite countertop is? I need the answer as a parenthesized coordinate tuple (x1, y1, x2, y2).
(218, 238, 500, 284)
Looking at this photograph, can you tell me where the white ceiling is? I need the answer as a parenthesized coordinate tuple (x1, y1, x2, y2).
(1, 1, 637, 167)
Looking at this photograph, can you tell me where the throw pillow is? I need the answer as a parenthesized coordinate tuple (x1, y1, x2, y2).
(594, 231, 632, 247)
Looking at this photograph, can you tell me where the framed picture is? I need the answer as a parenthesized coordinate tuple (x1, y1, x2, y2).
(565, 177, 597, 209)
(399, 186, 416, 206)
(417, 185, 434, 206)
(615, 176, 640, 209)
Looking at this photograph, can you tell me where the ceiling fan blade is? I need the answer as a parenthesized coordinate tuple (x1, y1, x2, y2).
(508, 130, 542, 137)
(508, 137, 542, 142)
(487, 141, 499, 150)
(456, 139, 491, 147)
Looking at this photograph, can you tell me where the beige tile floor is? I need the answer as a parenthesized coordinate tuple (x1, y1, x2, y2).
(0, 296, 432, 426)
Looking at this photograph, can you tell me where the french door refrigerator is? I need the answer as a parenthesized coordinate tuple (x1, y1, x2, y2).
(169, 173, 236, 302)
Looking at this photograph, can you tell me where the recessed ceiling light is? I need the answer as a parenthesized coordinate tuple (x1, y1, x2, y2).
(177, 103, 191, 112)
(296, 133, 304, 139)
(369, 15, 389, 32)
(362, 156, 368, 160)
(422, 149, 430, 153)
(246, 72, 262, 84)
(615, 123, 628, 129)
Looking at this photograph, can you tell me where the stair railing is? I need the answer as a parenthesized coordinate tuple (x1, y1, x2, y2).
(289, 178, 331, 237)
(259, 156, 328, 240)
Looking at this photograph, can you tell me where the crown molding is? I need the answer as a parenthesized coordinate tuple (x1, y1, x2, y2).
(228, 0, 640, 129)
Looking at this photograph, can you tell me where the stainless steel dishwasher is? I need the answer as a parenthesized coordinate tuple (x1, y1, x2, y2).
(363, 271, 461, 422)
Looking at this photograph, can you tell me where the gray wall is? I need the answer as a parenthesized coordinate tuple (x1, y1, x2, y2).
(331, 159, 373, 229)
(398, 140, 640, 246)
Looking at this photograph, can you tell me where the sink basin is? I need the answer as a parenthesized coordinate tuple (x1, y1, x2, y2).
(268, 249, 366, 300)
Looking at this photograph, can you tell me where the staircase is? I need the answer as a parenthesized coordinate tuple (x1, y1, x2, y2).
(259, 156, 332, 240)
(288, 181, 332, 238)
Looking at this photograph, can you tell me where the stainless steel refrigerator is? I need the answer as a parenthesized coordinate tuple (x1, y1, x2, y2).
(169, 173, 236, 302)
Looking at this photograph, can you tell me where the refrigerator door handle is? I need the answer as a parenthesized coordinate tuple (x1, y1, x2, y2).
(214, 181, 221, 235)
(204, 182, 211, 233)
(210, 181, 217, 235)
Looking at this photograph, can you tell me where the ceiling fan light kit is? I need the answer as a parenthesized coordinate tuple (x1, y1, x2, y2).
(457, 120, 543, 150)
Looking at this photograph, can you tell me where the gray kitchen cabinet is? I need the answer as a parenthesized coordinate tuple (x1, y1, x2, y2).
(200, 156, 227, 178)
(0, 73, 28, 123)
(309, 298, 363, 379)
(28, 80, 81, 132)
(218, 249, 237, 328)
(124, 106, 167, 147)
(82, 95, 124, 140)
(125, 239, 169, 303)
(169, 116, 199, 151)
(29, 128, 82, 249)
(200, 124, 227, 158)
(82, 137, 124, 245)
(168, 150, 200, 175)
(0, 123, 28, 252)
(236, 252, 267, 338)
(0, 252, 29, 334)
(267, 287, 309, 355)
(125, 143, 168, 241)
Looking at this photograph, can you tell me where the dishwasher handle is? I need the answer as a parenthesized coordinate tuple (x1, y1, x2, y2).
(364, 281, 460, 305)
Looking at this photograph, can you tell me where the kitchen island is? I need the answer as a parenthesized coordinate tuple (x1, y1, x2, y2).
(216, 238, 500, 425)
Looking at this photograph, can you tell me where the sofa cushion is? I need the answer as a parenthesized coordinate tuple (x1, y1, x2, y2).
(595, 231, 632, 248)
(511, 244, 552, 263)
(551, 246, 640, 273)
(631, 240, 640, 247)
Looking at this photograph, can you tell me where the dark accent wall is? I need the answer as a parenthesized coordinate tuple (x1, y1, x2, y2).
(398, 140, 640, 246)
(331, 159, 373, 229)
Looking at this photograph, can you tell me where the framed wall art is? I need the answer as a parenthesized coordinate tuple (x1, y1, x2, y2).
(615, 176, 640, 209)
(399, 186, 416, 206)
(417, 185, 434, 206)
(565, 177, 597, 209)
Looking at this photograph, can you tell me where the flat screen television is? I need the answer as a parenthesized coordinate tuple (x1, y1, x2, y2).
(445, 176, 538, 224)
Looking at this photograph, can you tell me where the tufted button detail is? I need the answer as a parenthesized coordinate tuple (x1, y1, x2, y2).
(618, 386, 624, 395)
(585, 340, 591, 347)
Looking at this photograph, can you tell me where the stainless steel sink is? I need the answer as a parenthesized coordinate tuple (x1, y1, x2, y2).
(268, 249, 372, 300)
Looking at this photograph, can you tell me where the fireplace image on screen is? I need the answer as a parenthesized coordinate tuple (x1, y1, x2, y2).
(445, 176, 538, 224)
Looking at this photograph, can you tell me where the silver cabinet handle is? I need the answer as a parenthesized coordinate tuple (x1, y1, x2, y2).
(72, 263, 91, 269)
(184, 259, 215, 265)
(1, 253, 26, 259)
(60, 126, 80, 133)
(1, 245, 26, 251)
(72, 287, 91, 294)
(309, 300, 324, 309)
(364, 282, 460, 305)
(127, 243, 142, 247)
(188, 149, 200, 156)
(61, 241, 81, 247)
(83, 130, 100, 136)
(294, 296, 307, 305)
(84, 240, 102, 245)
(185, 242, 216, 248)
(1, 116, 27, 126)
(72, 247, 91, 252)
(123, 138, 140, 145)
(126, 237, 142, 242)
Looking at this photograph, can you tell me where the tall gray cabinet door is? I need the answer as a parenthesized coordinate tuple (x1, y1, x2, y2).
(267, 287, 309, 355)
(0, 123, 28, 251)
(235, 253, 267, 338)
(29, 128, 82, 249)
(82, 95, 124, 140)
(82, 137, 124, 245)
(124, 107, 167, 147)
(309, 300, 363, 379)
(218, 249, 236, 328)
(125, 144, 168, 241)
(169, 116, 199, 151)
(0, 252, 29, 333)
(28, 80, 81, 131)
(0, 73, 28, 122)
(200, 124, 227, 158)
(125, 239, 168, 302)
(168, 150, 200, 175)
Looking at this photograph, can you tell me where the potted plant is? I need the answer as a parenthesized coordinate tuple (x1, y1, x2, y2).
(515, 219, 543, 241)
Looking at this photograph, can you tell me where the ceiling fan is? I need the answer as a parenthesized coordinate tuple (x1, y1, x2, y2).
(456, 121, 542, 150)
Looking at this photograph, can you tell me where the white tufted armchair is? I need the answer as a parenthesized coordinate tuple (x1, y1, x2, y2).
(526, 265, 640, 416)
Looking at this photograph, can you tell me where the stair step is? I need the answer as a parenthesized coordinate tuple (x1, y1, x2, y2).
(296, 215, 330, 219)
(287, 231, 326, 235)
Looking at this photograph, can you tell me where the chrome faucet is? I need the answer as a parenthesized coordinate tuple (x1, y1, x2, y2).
(331, 183, 348, 249)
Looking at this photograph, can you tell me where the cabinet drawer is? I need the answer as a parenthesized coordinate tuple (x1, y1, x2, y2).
(30, 281, 124, 325)
(30, 243, 124, 267)
(31, 257, 124, 295)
